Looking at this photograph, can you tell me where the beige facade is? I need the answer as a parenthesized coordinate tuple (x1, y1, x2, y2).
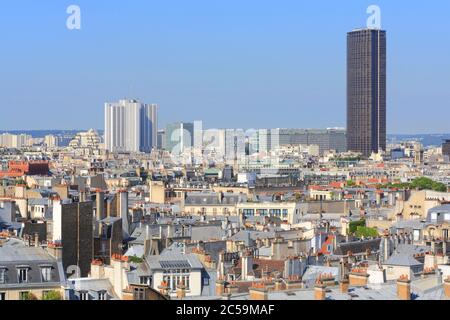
(149, 181, 166, 204)
(400, 191, 450, 220)
(237, 202, 302, 224)
(184, 203, 237, 216)
(0, 287, 64, 300)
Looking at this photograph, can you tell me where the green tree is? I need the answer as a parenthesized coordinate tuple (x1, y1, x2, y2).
(410, 177, 447, 192)
(355, 226, 379, 238)
(346, 180, 356, 187)
(42, 291, 62, 300)
(128, 255, 144, 264)
(20, 292, 38, 300)
(349, 219, 366, 234)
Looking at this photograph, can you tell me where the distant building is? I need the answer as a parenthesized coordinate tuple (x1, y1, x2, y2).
(44, 135, 59, 148)
(277, 128, 347, 154)
(69, 129, 101, 149)
(164, 122, 194, 153)
(347, 29, 387, 157)
(104, 99, 158, 153)
(443, 140, 450, 160)
(157, 130, 165, 150)
(0, 133, 32, 149)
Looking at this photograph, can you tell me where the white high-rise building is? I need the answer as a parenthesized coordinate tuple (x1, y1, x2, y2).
(104, 99, 158, 153)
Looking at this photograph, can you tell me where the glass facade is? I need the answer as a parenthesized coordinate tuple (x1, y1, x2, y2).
(347, 29, 386, 157)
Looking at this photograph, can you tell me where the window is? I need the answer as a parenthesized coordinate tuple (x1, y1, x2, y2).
(19, 292, 30, 300)
(413, 229, 420, 242)
(257, 209, 268, 216)
(431, 213, 438, 221)
(0, 292, 5, 300)
(18, 268, 28, 283)
(163, 270, 191, 292)
(0, 269, 6, 284)
(269, 209, 281, 217)
(79, 291, 89, 301)
(133, 287, 145, 300)
(40, 267, 52, 282)
(139, 276, 150, 285)
(98, 291, 107, 301)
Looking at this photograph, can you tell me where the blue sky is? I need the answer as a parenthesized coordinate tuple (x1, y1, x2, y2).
(0, 0, 449, 133)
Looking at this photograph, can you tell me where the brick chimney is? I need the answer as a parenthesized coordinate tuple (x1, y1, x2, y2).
(177, 282, 186, 299)
(444, 277, 450, 298)
(273, 279, 284, 291)
(397, 275, 411, 300)
(349, 270, 369, 287)
(158, 281, 170, 296)
(340, 278, 349, 293)
(34, 233, 39, 247)
(314, 284, 326, 301)
(215, 280, 227, 296)
(249, 287, 268, 300)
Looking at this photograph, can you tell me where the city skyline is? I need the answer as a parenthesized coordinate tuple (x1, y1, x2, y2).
(0, 1, 449, 133)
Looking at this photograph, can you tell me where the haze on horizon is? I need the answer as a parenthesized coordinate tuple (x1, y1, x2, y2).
(0, 0, 449, 134)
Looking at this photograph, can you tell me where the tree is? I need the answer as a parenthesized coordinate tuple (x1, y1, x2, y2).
(128, 255, 144, 264)
(410, 177, 447, 192)
(349, 219, 366, 234)
(355, 226, 379, 238)
(42, 290, 62, 300)
(21, 292, 38, 300)
(346, 180, 356, 187)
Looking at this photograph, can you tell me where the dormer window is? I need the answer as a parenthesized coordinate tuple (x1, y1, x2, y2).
(0, 268, 6, 284)
(17, 268, 29, 284)
(40, 266, 53, 283)
(79, 291, 89, 301)
(98, 290, 107, 301)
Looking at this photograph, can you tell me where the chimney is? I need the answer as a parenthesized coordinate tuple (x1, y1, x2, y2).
(397, 275, 411, 300)
(444, 277, 450, 298)
(216, 280, 227, 296)
(349, 270, 369, 287)
(314, 284, 326, 301)
(34, 233, 39, 247)
(339, 278, 349, 293)
(96, 190, 105, 220)
(274, 279, 283, 291)
(241, 250, 253, 281)
(143, 225, 151, 256)
(249, 286, 268, 300)
(177, 282, 186, 299)
(158, 281, 170, 297)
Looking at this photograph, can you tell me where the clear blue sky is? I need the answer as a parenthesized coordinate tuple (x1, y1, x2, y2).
(0, 0, 449, 133)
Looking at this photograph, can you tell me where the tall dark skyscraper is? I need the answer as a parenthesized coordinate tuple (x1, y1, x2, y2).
(347, 28, 386, 157)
